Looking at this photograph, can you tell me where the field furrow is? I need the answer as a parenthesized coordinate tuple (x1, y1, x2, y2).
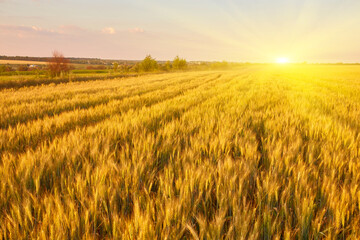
(0, 72, 224, 129)
(0, 72, 244, 156)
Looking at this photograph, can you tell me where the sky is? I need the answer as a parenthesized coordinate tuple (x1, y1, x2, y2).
(1, 0, 360, 62)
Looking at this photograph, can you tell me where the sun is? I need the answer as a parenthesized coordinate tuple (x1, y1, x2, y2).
(276, 57, 290, 64)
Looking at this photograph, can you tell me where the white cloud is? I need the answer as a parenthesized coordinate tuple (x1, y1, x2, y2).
(102, 27, 115, 35)
(0, 24, 56, 36)
(31, 26, 42, 31)
(128, 27, 144, 33)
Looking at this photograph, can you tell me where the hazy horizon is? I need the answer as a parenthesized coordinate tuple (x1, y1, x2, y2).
(1, 0, 360, 63)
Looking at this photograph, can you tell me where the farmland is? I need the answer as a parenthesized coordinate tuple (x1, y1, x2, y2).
(0, 65, 360, 239)
(0, 60, 48, 65)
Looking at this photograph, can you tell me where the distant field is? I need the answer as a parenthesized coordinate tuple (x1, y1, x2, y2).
(0, 72, 138, 89)
(0, 59, 47, 65)
(0, 59, 92, 69)
(1, 65, 360, 238)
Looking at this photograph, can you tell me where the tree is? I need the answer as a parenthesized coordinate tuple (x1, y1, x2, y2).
(113, 62, 119, 72)
(0, 65, 13, 72)
(18, 65, 29, 71)
(172, 56, 187, 70)
(164, 61, 172, 71)
(139, 55, 158, 72)
(48, 51, 70, 77)
(120, 64, 130, 73)
(131, 63, 141, 72)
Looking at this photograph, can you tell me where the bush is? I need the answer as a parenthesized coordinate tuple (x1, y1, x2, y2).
(164, 61, 172, 71)
(17, 65, 29, 71)
(120, 64, 131, 73)
(86, 65, 107, 70)
(113, 62, 119, 72)
(48, 51, 70, 77)
(172, 56, 187, 70)
(139, 55, 158, 72)
(131, 63, 140, 72)
(0, 65, 13, 73)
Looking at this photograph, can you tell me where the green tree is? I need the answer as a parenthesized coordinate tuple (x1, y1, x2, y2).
(113, 62, 119, 72)
(121, 64, 130, 73)
(131, 63, 140, 72)
(163, 61, 172, 71)
(172, 56, 187, 70)
(140, 55, 158, 72)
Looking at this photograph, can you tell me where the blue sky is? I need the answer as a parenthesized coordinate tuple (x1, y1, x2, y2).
(1, 0, 360, 62)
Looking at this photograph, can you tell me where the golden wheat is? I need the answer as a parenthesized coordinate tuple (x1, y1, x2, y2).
(0, 65, 360, 239)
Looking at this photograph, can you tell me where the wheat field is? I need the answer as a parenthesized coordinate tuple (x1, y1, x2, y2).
(0, 60, 48, 65)
(1, 65, 360, 239)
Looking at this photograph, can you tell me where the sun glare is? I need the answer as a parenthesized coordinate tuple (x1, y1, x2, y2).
(276, 57, 289, 64)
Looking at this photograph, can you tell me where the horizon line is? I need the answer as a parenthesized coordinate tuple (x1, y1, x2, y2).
(1, 54, 360, 65)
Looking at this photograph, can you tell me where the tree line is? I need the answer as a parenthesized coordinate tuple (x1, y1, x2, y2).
(2, 51, 238, 78)
(47, 52, 188, 77)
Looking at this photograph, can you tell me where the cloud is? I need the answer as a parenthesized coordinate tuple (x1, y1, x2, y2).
(128, 27, 144, 33)
(0, 24, 57, 36)
(0, 24, 93, 39)
(102, 27, 115, 35)
(31, 26, 43, 32)
(58, 25, 87, 35)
